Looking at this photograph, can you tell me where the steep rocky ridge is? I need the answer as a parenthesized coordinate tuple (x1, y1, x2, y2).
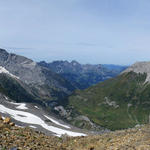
(123, 61, 150, 82)
(0, 49, 75, 103)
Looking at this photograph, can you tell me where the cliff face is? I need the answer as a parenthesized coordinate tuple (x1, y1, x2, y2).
(0, 49, 75, 102)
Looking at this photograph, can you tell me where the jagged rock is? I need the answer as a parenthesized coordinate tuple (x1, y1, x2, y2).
(54, 106, 69, 117)
(0, 123, 4, 129)
(3, 117, 11, 124)
(1, 115, 150, 150)
(9, 122, 15, 126)
(0, 114, 2, 120)
(89, 147, 95, 150)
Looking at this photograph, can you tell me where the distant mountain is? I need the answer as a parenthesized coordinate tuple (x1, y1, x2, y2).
(38, 60, 127, 89)
(102, 64, 128, 72)
(57, 61, 150, 131)
(0, 49, 75, 105)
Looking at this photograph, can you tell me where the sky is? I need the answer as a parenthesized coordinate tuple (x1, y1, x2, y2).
(0, 0, 150, 65)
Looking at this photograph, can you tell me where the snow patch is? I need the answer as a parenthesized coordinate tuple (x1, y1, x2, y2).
(34, 106, 40, 109)
(7, 101, 28, 110)
(8, 101, 21, 105)
(4, 96, 8, 100)
(44, 115, 70, 129)
(29, 125, 37, 129)
(16, 104, 28, 110)
(16, 125, 24, 128)
(0, 104, 86, 137)
(0, 66, 19, 79)
(2, 116, 5, 120)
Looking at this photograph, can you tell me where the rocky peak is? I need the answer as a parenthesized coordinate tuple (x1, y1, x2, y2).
(0, 48, 75, 101)
(0, 48, 35, 67)
(0, 49, 43, 84)
(71, 60, 80, 66)
(122, 61, 150, 82)
(0, 48, 8, 54)
(0, 49, 9, 64)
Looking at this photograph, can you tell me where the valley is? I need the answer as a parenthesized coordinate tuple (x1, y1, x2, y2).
(65, 71, 149, 130)
(0, 49, 127, 134)
(1, 49, 150, 149)
(1, 1, 150, 149)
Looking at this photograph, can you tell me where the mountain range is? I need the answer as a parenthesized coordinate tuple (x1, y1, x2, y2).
(0, 48, 127, 134)
(38, 60, 127, 89)
(1, 48, 150, 134)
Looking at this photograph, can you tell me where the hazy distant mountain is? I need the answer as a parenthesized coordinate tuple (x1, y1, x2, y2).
(63, 61, 150, 130)
(102, 64, 128, 72)
(38, 60, 127, 89)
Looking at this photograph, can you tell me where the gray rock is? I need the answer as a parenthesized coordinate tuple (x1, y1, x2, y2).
(0, 49, 75, 101)
(122, 61, 150, 82)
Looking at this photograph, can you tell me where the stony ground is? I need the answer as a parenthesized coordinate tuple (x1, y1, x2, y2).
(1, 115, 150, 150)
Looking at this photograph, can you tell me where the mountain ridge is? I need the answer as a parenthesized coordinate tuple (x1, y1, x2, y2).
(60, 61, 150, 130)
(122, 61, 150, 82)
(0, 49, 76, 104)
(38, 60, 127, 89)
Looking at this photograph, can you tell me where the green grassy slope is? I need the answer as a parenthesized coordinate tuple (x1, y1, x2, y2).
(67, 71, 150, 130)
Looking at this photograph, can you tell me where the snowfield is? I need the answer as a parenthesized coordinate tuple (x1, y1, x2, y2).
(0, 104, 86, 137)
(44, 115, 70, 129)
(16, 103, 28, 110)
(7, 101, 28, 110)
(0, 66, 19, 79)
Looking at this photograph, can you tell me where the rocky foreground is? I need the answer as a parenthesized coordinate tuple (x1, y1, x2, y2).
(0, 115, 150, 150)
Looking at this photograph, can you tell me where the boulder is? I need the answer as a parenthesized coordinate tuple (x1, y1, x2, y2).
(3, 117, 11, 124)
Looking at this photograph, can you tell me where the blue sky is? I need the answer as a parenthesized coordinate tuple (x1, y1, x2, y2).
(0, 0, 150, 65)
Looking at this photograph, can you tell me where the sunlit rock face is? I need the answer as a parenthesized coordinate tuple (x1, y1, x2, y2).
(122, 61, 150, 82)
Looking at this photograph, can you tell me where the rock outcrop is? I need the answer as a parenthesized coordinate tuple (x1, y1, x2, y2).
(122, 61, 150, 82)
